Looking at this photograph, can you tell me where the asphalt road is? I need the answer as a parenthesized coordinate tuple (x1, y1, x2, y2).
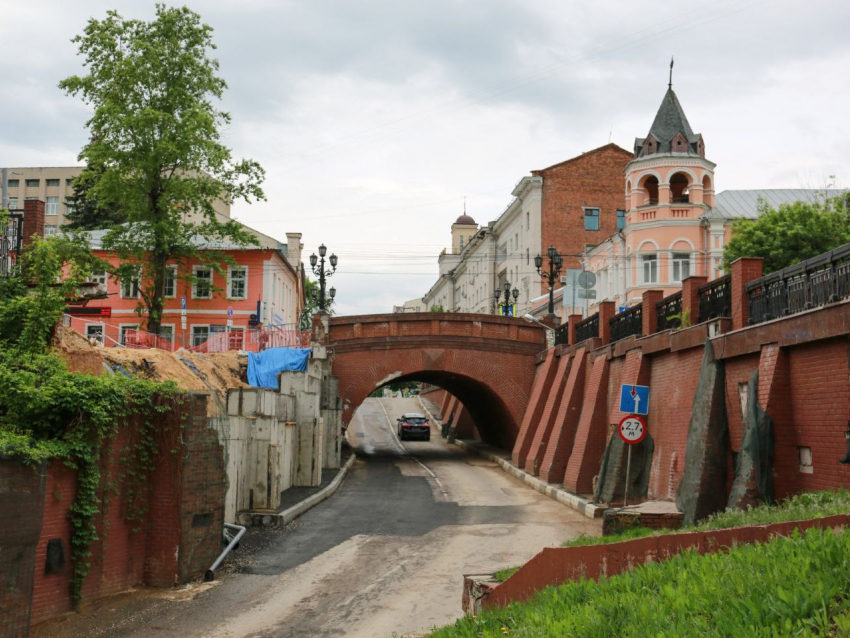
(34, 397, 599, 638)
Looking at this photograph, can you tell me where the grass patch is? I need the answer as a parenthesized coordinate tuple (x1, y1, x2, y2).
(429, 526, 850, 637)
(561, 488, 850, 548)
(492, 567, 519, 583)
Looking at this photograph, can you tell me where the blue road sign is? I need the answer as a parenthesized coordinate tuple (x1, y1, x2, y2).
(227, 306, 234, 319)
(180, 296, 186, 310)
(619, 384, 650, 415)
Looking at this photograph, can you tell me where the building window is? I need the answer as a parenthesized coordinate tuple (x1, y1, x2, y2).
(8, 198, 18, 210)
(616, 210, 626, 230)
(584, 208, 600, 231)
(120, 324, 140, 346)
(46, 179, 60, 187)
(7, 179, 19, 188)
(191, 326, 210, 347)
(526, 248, 530, 265)
(90, 271, 108, 286)
(671, 252, 691, 282)
(85, 323, 104, 345)
(228, 267, 247, 299)
(193, 267, 212, 299)
(121, 268, 141, 298)
(46, 196, 59, 216)
(45, 225, 59, 237)
(526, 211, 530, 230)
(641, 253, 658, 284)
(164, 266, 177, 298)
(25, 179, 39, 188)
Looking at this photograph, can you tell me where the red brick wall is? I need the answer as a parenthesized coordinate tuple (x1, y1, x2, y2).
(23, 394, 225, 630)
(534, 143, 632, 285)
(645, 348, 703, 500)
(785, 338, 850, 494)
(0, 460, 46, 638)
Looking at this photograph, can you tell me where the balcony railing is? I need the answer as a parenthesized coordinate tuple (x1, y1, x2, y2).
(609, 304, 643, 343)
(656, 291, 683, 331)
(747, 244, 850, 325)
(575, 314, 599, 343)
(698, 274, 731, 323)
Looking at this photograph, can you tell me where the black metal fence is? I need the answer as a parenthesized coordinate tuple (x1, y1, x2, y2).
(0, 212, 24, 277)
(554, 323, 569, 346)
(656, 291, 683, 331)
(575, 314, 599, 343)
(746, 244, 850, 325)
(697, 274, 731, 323)
(609, 304, 643, 343)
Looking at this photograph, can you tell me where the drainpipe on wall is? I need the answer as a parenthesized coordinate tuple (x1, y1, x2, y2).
(701, 215, 710, 277)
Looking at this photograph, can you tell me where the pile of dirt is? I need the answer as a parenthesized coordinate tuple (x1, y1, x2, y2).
(56, 326, 248, 402)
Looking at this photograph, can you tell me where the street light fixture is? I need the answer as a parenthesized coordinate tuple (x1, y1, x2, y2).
(310, 246, 337, 311)
(494, 281, 519, 317)
(536, 245, 563, 318)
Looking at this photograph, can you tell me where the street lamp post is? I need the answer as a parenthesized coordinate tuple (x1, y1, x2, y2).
(494, 281, 519, 317)
(309, 244, 338, 312)
(535, 246, 563, 318)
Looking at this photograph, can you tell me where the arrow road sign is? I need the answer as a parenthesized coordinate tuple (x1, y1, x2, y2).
(618, 415, 647, 445)
(619, 384, 649, 415)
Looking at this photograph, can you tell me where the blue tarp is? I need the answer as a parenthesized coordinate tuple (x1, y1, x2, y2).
(247, 347, 311, 389)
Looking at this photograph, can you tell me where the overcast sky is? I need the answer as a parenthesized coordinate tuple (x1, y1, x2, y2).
(3, 0, 849, 315)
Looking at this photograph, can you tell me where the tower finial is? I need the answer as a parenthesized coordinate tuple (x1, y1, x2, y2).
(463, 195, 467, 214)
(669, 56, 674, 89)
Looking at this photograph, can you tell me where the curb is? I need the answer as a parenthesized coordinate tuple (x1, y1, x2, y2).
(277, 453, 357, 526)
(418, 397, 603, 520)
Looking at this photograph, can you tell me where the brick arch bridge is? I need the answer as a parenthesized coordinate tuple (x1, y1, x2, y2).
(327, 313, 547, 448)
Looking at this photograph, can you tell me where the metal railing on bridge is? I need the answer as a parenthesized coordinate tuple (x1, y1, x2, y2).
(746, 244, 850, 325)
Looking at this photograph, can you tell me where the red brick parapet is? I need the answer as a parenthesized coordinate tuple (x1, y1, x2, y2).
(641, 290, 664, 336)
(567, 314, 582, 346)
(598, 301, 616, 345)
(681, 276, 708, 325)
(469, 513, 850, 612)
(730, 257, 763, 330)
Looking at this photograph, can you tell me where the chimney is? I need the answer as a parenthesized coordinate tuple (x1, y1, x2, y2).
(286, 232, 302, 270)
(22, 199, 45, 247)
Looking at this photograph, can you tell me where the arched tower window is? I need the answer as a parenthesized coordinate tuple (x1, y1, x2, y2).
(640, 175, 659, 205)
(670, 172, 690, 204)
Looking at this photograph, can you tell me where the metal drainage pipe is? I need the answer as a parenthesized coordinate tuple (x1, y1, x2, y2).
(204, 523, 246, 582)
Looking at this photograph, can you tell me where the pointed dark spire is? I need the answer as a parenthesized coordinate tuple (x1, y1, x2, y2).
(633, 67, 705, 158)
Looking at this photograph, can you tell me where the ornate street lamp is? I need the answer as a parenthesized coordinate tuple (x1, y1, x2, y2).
(494, 281, 519, 316)
(310, 245, 338, 311)
(536, 245, 563, 318)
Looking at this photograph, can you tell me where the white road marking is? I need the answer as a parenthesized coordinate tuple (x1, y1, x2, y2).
(377, 398, 450, 499)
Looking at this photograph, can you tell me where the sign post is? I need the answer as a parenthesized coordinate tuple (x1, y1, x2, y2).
(618, 414, 647, 507)
(180, 296, 187, 331)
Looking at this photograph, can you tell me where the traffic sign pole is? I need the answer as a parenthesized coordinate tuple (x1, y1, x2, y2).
(617, 414, 647, 507)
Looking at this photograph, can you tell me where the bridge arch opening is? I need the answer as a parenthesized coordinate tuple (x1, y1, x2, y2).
(360, 371, 519, 449)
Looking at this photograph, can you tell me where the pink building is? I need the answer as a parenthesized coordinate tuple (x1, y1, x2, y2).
(581, 83, 831, 313)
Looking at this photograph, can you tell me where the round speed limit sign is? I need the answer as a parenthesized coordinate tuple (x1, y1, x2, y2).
(618, 415, 647, 445)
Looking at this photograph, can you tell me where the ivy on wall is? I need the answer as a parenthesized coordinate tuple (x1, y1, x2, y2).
(0, 234, 188, 602)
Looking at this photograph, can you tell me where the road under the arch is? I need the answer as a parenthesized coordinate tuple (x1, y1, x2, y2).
(33, 397, 595, 638)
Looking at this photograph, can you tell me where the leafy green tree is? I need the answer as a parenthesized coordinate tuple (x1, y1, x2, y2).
(59, 5, 265, 335)
(723, 196, 850, 274)
(64, 162, 128, 230)
(300, 277, 335, 330)
(429, 304, 445, 312)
